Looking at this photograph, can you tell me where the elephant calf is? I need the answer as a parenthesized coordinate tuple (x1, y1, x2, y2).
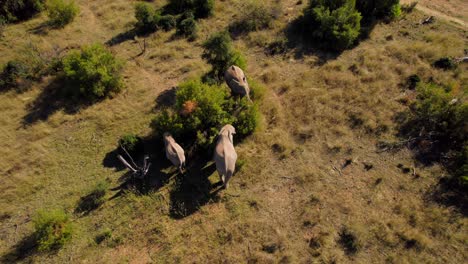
(214, 125, 238, 189)
(224, 65, 251, 101)
(163, 132, 186, 173)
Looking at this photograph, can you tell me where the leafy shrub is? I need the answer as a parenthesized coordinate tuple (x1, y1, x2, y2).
(229, 2, 274, 35)
(152, 79, 259, 149)
(433, 57, 457, 70)
(166, 0, 214, 19)
(119, 134, 143, 155)
(202, 31, 246, 81)
(176, 12, 197, 40)
(356, 0, 401, 20)
(135, 2, 158, 33)
(0, 60, 30, 92)
(62, 44, 124, 101)
(399, 82, 467, 184)
(303, 0, 362, 51)
(158, 14, 176, 31)
(0, 0, 45, 23)
(76, 181, 109, 214)
(46, 0, 79, 28)
(33, 209, 73, 251)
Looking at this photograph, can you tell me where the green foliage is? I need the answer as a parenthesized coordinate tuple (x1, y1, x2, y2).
(152, 79, 259, 149)
(135, 2, 158, 33)
(229, 2, 274, 34)
(62, 43, 124, 101)
(303, 0, 362, 51)
(433, 57, 457, 70)
(46, 0, 79, 28)
(399, 82, 467, 184)
(158, 14, 176, 31)
(176, 12, 197, 40)
(119, 134, 143, 155)
(0, 0, 45, 23)
(0, 60, 30, 92)
(167, 0, 214, 19)
(202, 31, 246, 81)
(33, 209, 73, 251)
(356, 0, 400, 19)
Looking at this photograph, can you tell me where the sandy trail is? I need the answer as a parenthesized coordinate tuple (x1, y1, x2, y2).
(400, 0, 467, 28)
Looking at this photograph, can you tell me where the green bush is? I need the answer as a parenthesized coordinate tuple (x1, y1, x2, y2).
(135, 2, 158, 33)
(303, 0, 362, 51)
(62, 44, 124, 101)
(229, 2, 274, 35)
(33, 209, 73, 251)
(202, 31, 246, 81)
(152, 79, 259, 149)
(0, 60, 30, 92)
(176, 12, 197, 40)
(158, 14, 176, 31)
(167, 0, 214, 19)
(399, 82, 467, 184)
(0, 0, 45, 23)
(356, 0, 400, 19)
(46, 0, 79, 28)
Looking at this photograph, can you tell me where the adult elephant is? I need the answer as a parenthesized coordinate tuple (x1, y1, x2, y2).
(224, 65, 251, 101)
(214, 125, 238, 189)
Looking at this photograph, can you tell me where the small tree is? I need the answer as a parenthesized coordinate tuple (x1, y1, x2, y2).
(0, 60, 30, 92)
(356, 0, 401, 19)
(62, 44, 124, 101)
(304, 0, 362, 51)
(167, 0, 214, 19)
(33, 209, 73, 251)
(229, 2, 274, 35)
(135, 2, 158, 33)
(46, 0, 79, 28)
(176, 12, 197, 40)
(202, 31, 246, 81)
(0, 0, 45, 23)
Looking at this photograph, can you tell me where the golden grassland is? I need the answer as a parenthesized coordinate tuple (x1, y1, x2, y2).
(0, 0, 467, 263)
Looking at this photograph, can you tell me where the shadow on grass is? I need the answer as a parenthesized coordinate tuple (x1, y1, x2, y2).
(1, 233, 37, 262)
(103, 135, 223, 218)
(427, 176, 468, 217)
(154, 86, 177, 110)
(105, 29, 137, 46)
(21, 77, 92, 126)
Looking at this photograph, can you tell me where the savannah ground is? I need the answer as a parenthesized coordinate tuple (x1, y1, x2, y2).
(0, 0, 467, 263)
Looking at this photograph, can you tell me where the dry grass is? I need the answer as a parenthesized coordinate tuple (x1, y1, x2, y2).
(0, 0, 467, 263)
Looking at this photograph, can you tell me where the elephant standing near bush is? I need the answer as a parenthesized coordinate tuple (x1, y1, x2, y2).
(163, 132, 186, 173)
(224, 65, 251, 101)
(214, 125, 237, 189)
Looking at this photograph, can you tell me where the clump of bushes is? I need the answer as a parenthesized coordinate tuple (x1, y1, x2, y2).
(61, 43, 124, 101)
(46, 0, 79, 28)
(229, 2, 274, 35)
(0, 60, 31, 92)
(166, 0, 214, 19)
(176, 12, 197, 40)
(134, 1, 212, 38)
(0, 0, 45, 23)
(398, 82, 467, 185)
(302, 0, 362, 51)
(202, 31, 246, 81)
(152, 80, 259, 149)
(298, 0, 402, 51)
(33, 209, 73, 251)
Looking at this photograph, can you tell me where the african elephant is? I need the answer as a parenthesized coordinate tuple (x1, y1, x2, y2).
(214, 125, 237, 189)
(224, 65, 251, 101)
(163, 132, 186, 173)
